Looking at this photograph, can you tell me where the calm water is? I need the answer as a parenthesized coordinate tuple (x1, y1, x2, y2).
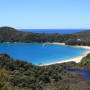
(66, 69, 90, 80)
(20, 29, 83, 34)
(0, 43, 86, 65)
(80, 70, 90, 80)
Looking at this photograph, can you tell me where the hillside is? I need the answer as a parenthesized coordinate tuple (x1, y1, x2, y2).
(0, 26, 90, 46)
(80, 53, 90, 69)
(71, 30, 90, 42)
(0, 54, 90, 90)
(0, 27, 63, 43)
(63, 30, 90, 46)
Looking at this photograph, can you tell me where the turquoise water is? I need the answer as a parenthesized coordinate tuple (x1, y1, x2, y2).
(0, 43, 86, 65)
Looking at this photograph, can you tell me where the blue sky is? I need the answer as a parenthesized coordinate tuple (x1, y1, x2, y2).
(0, 0, 90, 29)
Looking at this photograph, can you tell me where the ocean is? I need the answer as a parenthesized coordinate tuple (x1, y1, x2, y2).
(19, 29, 83, 34)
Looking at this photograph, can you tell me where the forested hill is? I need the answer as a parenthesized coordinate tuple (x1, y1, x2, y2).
(72, 30, 90, 39)
(64, 30, 90, 46)
(0, 26, 90, 45)
(0, 27, 63, 42)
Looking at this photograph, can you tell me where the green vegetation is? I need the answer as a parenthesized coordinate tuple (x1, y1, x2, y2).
(80, 53, 90, 69)
(0, 27, 63, 43)
(0, 26, 90, 46)
(0, 54, 90, 90)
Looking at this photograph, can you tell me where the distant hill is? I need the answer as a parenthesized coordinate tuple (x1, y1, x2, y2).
(64, 30, 90, 46)
(0, 26, 90, 45)
(72, 30, 90, 39)
(0, 26, 63, 43)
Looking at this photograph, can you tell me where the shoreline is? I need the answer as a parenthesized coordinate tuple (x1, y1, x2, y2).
(39, 42, 90, 66)
(0, 42, 90, 66)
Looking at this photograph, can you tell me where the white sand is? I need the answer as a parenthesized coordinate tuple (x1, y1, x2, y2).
(39, 43, 90, 66)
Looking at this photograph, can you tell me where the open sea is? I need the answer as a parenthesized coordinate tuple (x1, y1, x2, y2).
(20, 29, 83, 34)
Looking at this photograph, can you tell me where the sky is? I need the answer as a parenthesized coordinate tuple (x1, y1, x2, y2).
(0, 0, 90, 29)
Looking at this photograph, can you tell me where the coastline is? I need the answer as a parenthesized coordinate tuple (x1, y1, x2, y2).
(40, 42, 90, 66)
(1, 42, 90, 66)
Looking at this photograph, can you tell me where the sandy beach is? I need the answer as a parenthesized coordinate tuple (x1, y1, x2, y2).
(40, 43, 90, 66)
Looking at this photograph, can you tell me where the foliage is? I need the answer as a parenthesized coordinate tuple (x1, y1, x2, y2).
(80, 53, 90, 69)
(0, 26, 90, 46)
(0, 54, 90, 90)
